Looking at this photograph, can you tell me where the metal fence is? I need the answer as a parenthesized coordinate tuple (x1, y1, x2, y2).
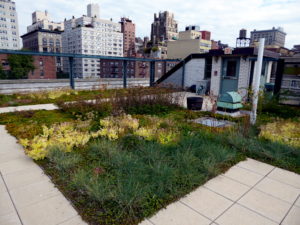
(0, 49, 180, 92)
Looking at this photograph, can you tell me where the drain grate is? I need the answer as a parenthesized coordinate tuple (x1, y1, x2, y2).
(192, 117, 235, 128)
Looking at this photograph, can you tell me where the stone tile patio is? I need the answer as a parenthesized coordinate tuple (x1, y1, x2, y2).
(0, 124, 299, 225)
(0, 126, 87, 225)
(140, 158, 300, 225)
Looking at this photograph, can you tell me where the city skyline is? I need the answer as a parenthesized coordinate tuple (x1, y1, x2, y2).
(15, 0, 300, 49)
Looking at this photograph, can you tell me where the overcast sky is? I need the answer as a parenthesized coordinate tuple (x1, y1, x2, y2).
(16, 0, 300, 48)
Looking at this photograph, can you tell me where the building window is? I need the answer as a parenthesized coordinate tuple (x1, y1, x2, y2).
(204, 58, 212, 79)
(226, 60, 238, 77)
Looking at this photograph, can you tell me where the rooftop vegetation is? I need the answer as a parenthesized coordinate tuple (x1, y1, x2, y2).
(0, 87, 299, 224)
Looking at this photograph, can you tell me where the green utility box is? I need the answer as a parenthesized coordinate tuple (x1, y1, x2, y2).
(217, 92, 243, 112)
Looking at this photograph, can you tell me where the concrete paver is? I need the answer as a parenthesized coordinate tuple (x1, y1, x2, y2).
(236, 158, 275, 176)
(10, 179, 61, 208)
(0, 176, 6, 193)
(0, 126, 87, 225)
(238, 189, 291, 223)
(295, 197, 300, 207)
(215, 204, 277, 225)
(254, 177, 300, 204)
(0, 212, 22, 225)
(0, 157, 39, 176)
(17, 194, 78, 225)
(268, 167, 300, 188)
(282, 206, 300, 225)
(0, 191, 15, 216)
(222, 165, 263, 186)
(0, 151, 24, 164)
(141, 159, 300, 225)
(0, 103, 58, 114)
(180, 187, 233, 220)
(3, 166, 48, 190)
(204, 175, 250, 201)
(149, 201, 211, 225)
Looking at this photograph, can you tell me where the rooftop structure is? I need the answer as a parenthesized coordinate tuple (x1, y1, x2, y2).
(27, 11, 64, 32)
(167, 26, 212, 59)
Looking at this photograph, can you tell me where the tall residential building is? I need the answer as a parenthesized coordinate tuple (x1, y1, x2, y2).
(250, 27, 286, 48)
(21, 10, 63, 73)
(120, 17, 135, 57)
(0, 0, 19, 49)
(62, 3, 123, 78)
(167, 26, 212, 59)
(151, 11, 178, 44)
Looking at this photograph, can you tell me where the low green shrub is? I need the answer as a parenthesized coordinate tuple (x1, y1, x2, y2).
(58, 100, 113, 121)
(48, 146, 82, 171)
(61, 133, 241, 224)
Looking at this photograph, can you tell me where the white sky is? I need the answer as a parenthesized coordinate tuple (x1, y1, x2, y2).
(16, 0, 300, 48)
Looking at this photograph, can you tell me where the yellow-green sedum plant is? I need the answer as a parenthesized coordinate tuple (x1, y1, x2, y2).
(260, 120, 300, 148)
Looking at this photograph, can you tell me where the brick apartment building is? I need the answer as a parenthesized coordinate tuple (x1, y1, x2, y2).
(99, 59, 178, 79)
(120, 17, 136, 57)
(100, 59, 135, 78)
(0, 54, 56, 79)
(201, 31, 211, 41)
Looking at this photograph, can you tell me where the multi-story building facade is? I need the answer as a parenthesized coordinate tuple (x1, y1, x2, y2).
(21, 11, 63, 72)
(250, 27, 286, 48)
(62, 3, 123, 78)
(151, 11, 178, 44)
(99, 59, 178, 80)
(0, 54, 56, 79)
(120, 17, 135, 57)
(21, 30, 63, 72)
(0, 0, 19, 49)
(100, 59, 135, 78)
(22, 29, 62, 53)
(167, 26, 212, 59)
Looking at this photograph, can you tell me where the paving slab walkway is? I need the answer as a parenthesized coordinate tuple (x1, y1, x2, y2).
(140, 159, 300, 225)
(0, 126, 87, 225)
(0, 104, 58, 114)
(1, 124, 299, 225)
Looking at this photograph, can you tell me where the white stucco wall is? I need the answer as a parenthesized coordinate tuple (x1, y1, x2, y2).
(210, 57, 222, 96)
(184, 58, 206, 87)
(162, 67, 183, 88)
(161, 58, 206, 88)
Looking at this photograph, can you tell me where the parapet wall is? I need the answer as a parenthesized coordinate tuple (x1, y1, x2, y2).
(0, 78, 150, 94)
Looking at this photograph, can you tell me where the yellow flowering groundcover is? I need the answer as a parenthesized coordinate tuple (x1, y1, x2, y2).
(20, 122, 90, 160)
(20, 114, 179, 160)
(259, 120, 300, 148)
(95, 114, 179, 144)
